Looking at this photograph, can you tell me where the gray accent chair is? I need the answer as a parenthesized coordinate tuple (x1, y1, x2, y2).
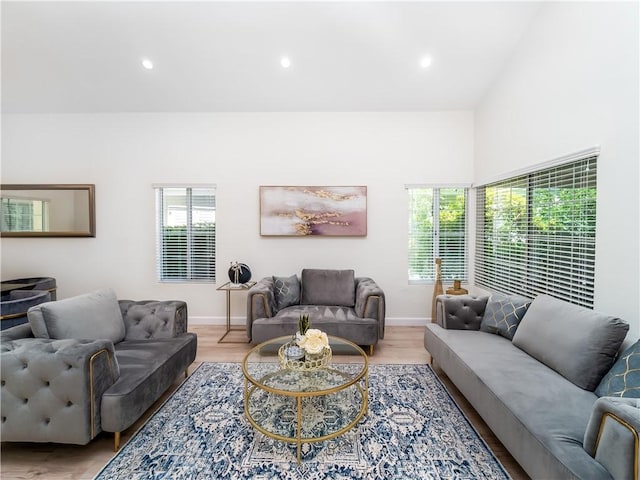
(1, 277, 57, 329)
(424, 293, 639, 480)
(1, 276, 58, 299)
(1, 290, 52, 329)
(0, 289, 197, 450)
(247, 269, 385, 354)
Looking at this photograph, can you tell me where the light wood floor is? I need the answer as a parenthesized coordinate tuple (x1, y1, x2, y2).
(0, 326, 529, 479)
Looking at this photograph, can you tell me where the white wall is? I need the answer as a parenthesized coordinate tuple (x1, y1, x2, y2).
(1, 112, 474, 323)
(475, 2, 639, 337)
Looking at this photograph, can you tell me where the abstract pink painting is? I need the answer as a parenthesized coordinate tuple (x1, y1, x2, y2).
(260, 186, 367, 236)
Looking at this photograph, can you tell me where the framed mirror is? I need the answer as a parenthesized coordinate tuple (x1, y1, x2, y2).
(0, 184, 95, 237)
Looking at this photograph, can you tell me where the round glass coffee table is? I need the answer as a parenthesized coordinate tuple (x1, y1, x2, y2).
(242, 335, 368, 463)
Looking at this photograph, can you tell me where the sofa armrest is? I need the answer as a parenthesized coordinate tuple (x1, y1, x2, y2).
(246, 278, 276, 339)
(355, 277, 386, 340)
(584, 396, 640, 480)
(1, 337, 119, 445)
(119, 300, 188, 339)
(435, 294, 488, 330)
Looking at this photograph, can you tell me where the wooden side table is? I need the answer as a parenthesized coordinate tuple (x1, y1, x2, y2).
(216, 281, 256, 343)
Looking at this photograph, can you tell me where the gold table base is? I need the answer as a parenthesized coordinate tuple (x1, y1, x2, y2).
(242, 336, 369, 463)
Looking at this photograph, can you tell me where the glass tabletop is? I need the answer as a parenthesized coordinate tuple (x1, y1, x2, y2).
(242, 335, 368, 395)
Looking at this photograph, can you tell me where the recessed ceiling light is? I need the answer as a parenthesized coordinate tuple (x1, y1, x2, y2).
(420, 56, 432, 69)
(280, 56, 291, 69)
(141, 58, 154, 70)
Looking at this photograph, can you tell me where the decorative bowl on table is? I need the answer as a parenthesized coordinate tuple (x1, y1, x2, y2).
(278, 342, 332, 371)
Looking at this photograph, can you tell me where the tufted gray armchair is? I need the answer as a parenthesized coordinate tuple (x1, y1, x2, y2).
(1, 291, 197, 450)
(247, 269, 385, 354)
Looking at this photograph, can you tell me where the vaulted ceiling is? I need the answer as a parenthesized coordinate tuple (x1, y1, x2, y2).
(2, 1, 541, 113)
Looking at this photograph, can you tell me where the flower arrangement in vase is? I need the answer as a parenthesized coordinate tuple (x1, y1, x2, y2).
(298, 329, 330, 360)
(279, 314, 332, 369)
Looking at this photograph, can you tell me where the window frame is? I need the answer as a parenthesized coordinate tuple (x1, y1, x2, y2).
(155, 185, 216, 284)
(474, 155, 597, 308)
(407, 185, 469, 285)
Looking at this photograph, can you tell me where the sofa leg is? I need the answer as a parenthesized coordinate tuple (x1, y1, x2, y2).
(185, 368, 189, 378)
(114, 432, 121, 452)
(369, 345, 374, 356)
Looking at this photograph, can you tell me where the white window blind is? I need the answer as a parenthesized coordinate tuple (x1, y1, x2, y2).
(475, 156, 597, 307)
(156, 186, 216, 283)
(1, 197, 49, 232)
(408, 187, 468, 283)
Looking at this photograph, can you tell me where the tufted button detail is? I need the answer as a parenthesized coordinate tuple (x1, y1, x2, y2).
(22, 363, 28, 369)
(23, 398, 28, 404)
(67, 401, 73, 407)
(45, 418, 50, 424)
(45, 381, 50, 387)
(66, 364, 73, 370)
(1, 380, 5, 386)
(2, 416, 6, 422)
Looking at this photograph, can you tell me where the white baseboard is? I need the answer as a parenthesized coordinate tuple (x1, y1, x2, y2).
(189, 316, 430, 326)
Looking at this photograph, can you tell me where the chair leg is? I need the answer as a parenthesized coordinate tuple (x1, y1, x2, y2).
(114, 431, 121, 452)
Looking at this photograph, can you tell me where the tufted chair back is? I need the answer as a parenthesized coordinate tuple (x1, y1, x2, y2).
(436, 294, 488, 330)
(118, 300, 188, 340)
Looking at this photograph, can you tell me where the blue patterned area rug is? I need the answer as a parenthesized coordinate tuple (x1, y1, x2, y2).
(95, 363, 510, 479)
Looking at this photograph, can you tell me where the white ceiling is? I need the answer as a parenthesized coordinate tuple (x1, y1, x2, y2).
(1, 1, 542, 113)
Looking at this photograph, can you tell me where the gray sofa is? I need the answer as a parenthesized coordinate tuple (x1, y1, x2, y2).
(247, 269, 385, 354)
(424, 293, 639, 480)
(0, 288, 197, 450)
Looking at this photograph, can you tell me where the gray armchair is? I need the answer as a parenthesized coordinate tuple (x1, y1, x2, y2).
(247, 269, 385, 354)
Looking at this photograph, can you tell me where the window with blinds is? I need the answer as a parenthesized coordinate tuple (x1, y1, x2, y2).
(475, 156, 597, 308)
(156, 186, 216, 283)
(408, 186, 468, 283)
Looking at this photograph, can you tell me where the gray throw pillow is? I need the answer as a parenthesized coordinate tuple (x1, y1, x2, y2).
(595, 340, 640, 398)
(28, 288, 126, 343)
(300, 269, 355, 307)
(272, 275, 300, 310)
(512, 294, 629, 391)
(479, 293, 531, 340)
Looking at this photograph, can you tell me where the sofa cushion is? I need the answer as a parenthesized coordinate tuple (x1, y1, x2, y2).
(595, 339, 640, 398)
(480, 293, 531, 340)
(272, 274, 300, 310)
(101, 333, 197, 433)
(512, 294, 629, 390)
(28, 289, 126, 344)
(300, 269, 355, 307)
(252, 305, 378, 346)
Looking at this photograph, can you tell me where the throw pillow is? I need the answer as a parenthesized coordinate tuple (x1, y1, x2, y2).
(479, 293, 531, 340)
(595, 340, 640, 398)
(28, 288, 126, 343)
(512, 294, 629, 391)
(273, 275, 301, 311)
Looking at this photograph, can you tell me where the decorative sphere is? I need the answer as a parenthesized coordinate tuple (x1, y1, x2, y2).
(228, 263, 251, 284)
